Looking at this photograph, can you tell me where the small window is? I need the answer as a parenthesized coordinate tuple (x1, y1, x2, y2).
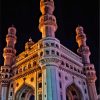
(40, 52, 43, 56)
(10, 92, 12, 96)
(45, 50, 49, 55)
(45, 43, 49, 47)
(5, 74, 8, 78)
(90, 67, 92, 70)
(81, 71, 83, 74)
(65, 76, 67, 80)
(56, 52, 59, 56)
(83, 82, 85, 85)
(16, 70, 18, 74)
(25, 54, 28, 57)
(66, 63, 69, 67)
(11, 84, 13, 88)
(59, 82, 62, 88)
(87, 67, 89, 70)
(16, 83, 19, 87)
(56, 44, 59, 48)
(31, 77, 34, 82)
(59, 72, 61, 78)
(61, 61, 64, 65)
(40, 43, 43, 48)
(19, 68, 22, 72)
(38, 73, 42, 78)
(84, 89, 87, 94)
(33, 61, 37, 66)
(70, 65, 73, 69)
(51, 50, 55, 54)
(74, 67, 77, 71)
(6, 69, 9, 72)
(79, 81, 81, 84)
(38, 83, 42, 88)
(28, 63, 31, 68)
(23, 66, 27, 71)
(2, 69, 5, 72)
(51, 43, 55, 46)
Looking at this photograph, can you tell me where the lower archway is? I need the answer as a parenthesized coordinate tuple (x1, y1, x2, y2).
(15, 85, 35, 100)
(66, 83, 82, 100)
(29, 95, 35, 100)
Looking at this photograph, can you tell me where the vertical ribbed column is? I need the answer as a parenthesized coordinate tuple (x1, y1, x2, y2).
(46, 66, 58, 100)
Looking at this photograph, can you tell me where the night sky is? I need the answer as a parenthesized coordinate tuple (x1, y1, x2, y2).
(0, 0, 99, 93)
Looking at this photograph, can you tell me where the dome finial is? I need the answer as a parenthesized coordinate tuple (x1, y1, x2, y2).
(29, 37, 32, 42)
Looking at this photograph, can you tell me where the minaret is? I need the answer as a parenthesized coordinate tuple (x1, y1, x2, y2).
(39, 0, 57, 38)
(3, 26, 17, 66)
(0, 26, 17, 100)
(76, 26, 97, 100)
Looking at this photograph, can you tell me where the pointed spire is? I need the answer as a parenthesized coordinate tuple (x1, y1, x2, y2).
(75, 26, 91, 65)
(39, 0, 57, 38)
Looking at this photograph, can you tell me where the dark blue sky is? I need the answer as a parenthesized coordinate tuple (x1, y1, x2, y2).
(0, 0, 99, 93)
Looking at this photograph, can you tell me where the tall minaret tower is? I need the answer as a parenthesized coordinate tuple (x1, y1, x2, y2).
(0, 26, 17, 100)
(76, 26, 97, 100)
(39, 0, 57, 38)
(3, 26, 17, 66)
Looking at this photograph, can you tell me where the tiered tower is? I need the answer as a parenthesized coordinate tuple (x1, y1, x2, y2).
(39, 0, 57, 38)
(0, 26, 17, 100)
(76, 26, 97, 100)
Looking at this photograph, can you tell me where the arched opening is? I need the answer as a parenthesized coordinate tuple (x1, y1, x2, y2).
(66, 83, 82, 100)
(29, 95, 35, 100)
(15, 85, 35, 100)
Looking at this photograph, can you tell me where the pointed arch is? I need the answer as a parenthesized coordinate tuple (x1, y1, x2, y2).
(15, 83, 35, 100)
(66, 83, 83, 100)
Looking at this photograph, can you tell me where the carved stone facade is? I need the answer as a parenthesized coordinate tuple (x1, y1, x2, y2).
(0, 0, 98, 100)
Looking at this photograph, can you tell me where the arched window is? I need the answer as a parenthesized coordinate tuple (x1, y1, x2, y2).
(40, 52, 43, 56)
(5, 74, 8, 78)
(45, 50, 49, 55)
(38, 83, 42, 88)
(51, 50, 55, 54)
(6, 69, 9, 72)
(23, 66, 27, 71)
(38, 73, 42, 78)
(28, 63, 31, 68)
